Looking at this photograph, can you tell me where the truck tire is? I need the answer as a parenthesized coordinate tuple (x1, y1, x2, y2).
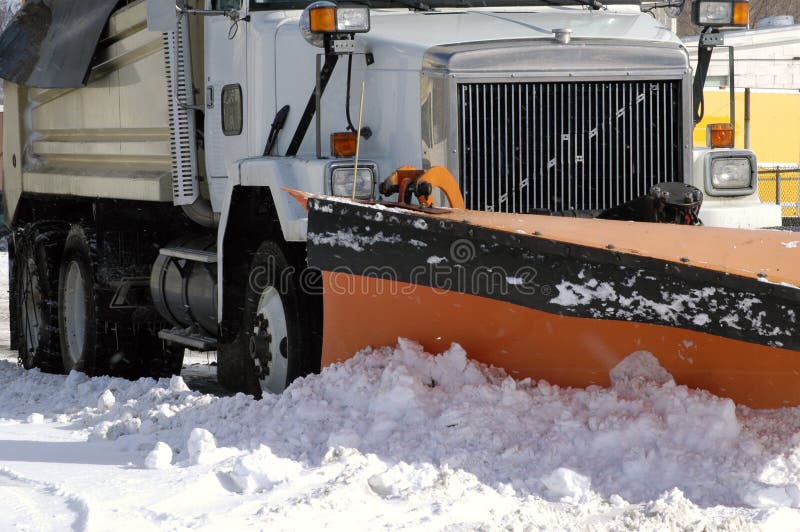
(8, 238, 18, 352)
(58, 225, 98, 373)
(217, 241, 317, 398)
(57, 225, 111, 374)
(59, 224, 185, 379)
(15, 224, 67, 372)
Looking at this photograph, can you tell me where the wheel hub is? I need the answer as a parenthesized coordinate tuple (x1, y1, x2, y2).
(63, 260, 87, 366)
(249, 314, 272, 379)
(252, 286, 289, 394)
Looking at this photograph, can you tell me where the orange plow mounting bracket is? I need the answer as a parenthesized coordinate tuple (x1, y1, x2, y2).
(379, 166, 465, 209)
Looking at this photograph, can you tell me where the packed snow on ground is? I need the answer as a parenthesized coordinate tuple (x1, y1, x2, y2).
(2, 254, 800, 530)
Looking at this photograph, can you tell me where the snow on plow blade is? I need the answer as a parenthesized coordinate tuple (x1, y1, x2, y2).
(306, 196, 800, 409)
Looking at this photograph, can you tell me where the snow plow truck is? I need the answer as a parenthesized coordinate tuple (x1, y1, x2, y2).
(1, 0, 796, 407)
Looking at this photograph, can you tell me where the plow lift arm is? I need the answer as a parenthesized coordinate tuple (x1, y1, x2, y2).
(379, 166, 465, 209)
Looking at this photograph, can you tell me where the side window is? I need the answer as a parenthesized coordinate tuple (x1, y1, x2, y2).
(221, 84, 243, 136)
(214, 0, 242, 10)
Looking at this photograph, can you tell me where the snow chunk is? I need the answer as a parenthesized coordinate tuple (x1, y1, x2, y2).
(26, 413, 44, 424)
(782, 241, 798, 249)
(169, 376, 189, 393)
(187, 428, 217, 465)
(144, 442, 173, 470)
(413, 219, 428, 230)
(308, 230, 402, 252)
(742, 482, 800, 508)
(228, 447, 303, 494)
(550, 279, 616, 306)
(98, 389, 116, 411)
(608, 354, 741, 450)
(541, 468, 593, 502)
(64, 370, 89, 388)
(395, 339, 486, 389)
(610, 351, 675, 390)
(367, 462, 440, 499)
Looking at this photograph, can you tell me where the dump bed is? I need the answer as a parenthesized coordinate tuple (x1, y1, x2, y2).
(1, 0, 173, 223)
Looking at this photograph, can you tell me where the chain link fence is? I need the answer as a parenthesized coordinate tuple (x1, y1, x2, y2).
(758, 165, 800, 227)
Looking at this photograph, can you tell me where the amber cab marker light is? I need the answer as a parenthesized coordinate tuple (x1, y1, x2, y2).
(331, 132, 357, 157)
(732, 2, 749, 26)
(708, 123, 734, 148)
(309, 6, 336, 33)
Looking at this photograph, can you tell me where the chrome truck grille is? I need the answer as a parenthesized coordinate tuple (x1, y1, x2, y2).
(457, 80, 684, 214)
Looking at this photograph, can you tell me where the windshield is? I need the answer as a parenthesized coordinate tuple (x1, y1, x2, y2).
(250, 0, 642, 11)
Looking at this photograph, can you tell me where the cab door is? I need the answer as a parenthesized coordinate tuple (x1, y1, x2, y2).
(204, 0, 249, 210)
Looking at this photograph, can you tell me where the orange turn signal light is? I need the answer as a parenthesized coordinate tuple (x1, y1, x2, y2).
(331, 131, 357, 157)
(309, 6, 336, 33)
(707, 123, 734, 148)
(733, 2, 749, 26)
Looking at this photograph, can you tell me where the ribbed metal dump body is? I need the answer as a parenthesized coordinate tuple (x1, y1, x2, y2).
(457, 80, 684, 214)
(20, 0, 173, 202)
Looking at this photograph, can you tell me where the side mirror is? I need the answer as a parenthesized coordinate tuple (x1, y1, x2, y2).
(147, 0, 178, 32)
(692, 0, 749, 28)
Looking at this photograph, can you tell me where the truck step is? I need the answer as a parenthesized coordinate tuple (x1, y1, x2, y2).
(159, 246, 217, 263)
(158, 328, 217, 351)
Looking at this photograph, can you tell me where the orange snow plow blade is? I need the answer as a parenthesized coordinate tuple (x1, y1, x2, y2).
(305, 196, 800, 409)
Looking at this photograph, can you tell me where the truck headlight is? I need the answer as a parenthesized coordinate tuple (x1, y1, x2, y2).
(300, 2, 370, 48)
(705, 151, 756, 196)
(336, 8, 370, 33)
(712, 159, 751, 189)
(692, 0, 749, 28)
(327, 162, 376, 200)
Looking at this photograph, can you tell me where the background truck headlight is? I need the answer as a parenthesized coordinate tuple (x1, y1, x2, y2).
(704, 151, 756, 196)
(328, 162, 376, 200)
(692, 0, 749, 27)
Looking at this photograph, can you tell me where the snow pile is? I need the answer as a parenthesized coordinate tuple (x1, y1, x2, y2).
(2, 339, 800, 528)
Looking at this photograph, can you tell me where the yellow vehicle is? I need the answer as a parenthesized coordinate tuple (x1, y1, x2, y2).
(695, 88, 800, 216)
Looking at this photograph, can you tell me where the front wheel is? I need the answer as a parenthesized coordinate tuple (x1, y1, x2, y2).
(217, 241, 318, 398)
